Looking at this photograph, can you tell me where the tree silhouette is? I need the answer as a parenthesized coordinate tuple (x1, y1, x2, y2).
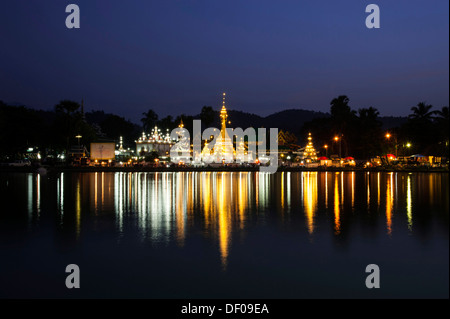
(356, 107, 383, 158)
(433, 106, 449, 157)
(141, 109, 158, 132)
(329, 95, 357, 156)
(409, 102, 434, 121)
(158, 115, 175, 131)
(55, 100, 80, 114)
(434, 106, 449, 121)
(200, 106, 215, 127)
(402, 102, 437, 155)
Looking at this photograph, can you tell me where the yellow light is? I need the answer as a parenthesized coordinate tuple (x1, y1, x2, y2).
(385, 133, 391, 139)
(406, 143, 411, 148)
(334, 136, 339, 141)
(324, 145, 328, 148)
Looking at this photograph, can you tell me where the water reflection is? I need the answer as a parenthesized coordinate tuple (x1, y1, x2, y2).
(334, 173, 341, 235)
(407, 174, 412, 231)
(303, 172, 317, 234)
(17, 171, 448, 268)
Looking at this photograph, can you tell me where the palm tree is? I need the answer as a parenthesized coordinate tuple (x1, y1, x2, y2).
(434, 106, 449, 156)
(358, 106, 379, 121)
(434, 106, 449, 121)
(409, 102, 433, 121)
(141, 109, 158, 132)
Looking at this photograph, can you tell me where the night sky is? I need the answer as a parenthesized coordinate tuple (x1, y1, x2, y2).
(0, 0, 448, 123)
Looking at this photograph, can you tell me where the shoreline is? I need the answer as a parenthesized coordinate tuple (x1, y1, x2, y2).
(1, 165, 448, 174)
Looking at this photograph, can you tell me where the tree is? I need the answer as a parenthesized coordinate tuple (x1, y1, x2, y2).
(200, 106, 215, 127)
(100, 114, 135, 142)
(409, 102, 434, 121)
(356, 107, 382, 158)
(401, 102, 437, 155)
(55, 100, 80, 114)
(329, 95, 357, 156)
(434, 106, 449, 121)
(144, 151, 159, 163)
(433, 106, 449, 157)
(53, 100, 85, 152)
(141, 109, 158, 132)
(330, 96, 351, 118)
(158, 115, 175, 131)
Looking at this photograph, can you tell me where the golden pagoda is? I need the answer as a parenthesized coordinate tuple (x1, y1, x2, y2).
(302, 132, 318, 163)
(212, 93, 235, 163)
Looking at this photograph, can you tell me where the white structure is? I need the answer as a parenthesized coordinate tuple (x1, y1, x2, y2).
(136, 126, 174, 157)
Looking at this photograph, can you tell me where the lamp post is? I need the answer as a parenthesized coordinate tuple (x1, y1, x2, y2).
(405, 142, 411, 156)
(75, 135, 82, 148)
(334, 135, 342, 167)
(324, 144, 328, 158)
(385, 133, 398, 157)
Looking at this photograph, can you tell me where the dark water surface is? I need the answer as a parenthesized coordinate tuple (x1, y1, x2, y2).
(0, 171, 448, 298)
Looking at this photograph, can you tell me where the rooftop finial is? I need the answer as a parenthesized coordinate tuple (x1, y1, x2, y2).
(222, 92, 226, 109)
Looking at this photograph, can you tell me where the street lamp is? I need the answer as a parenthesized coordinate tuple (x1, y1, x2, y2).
(405, 142, 412, 155)
(385, 132, 398, 157)
(75, 135, 82, 148)
(324, 144, 328, 158)
(334, 135, 342, 167)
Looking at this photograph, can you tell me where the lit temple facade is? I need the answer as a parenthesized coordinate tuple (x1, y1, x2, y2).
(202, 93, 237, 164)
(213, 93, 235, 163)
(136, 126, 173, 157)
(294, 132, 318, 163)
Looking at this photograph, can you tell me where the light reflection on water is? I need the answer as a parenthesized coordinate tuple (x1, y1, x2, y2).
(18, 171, 450, 268)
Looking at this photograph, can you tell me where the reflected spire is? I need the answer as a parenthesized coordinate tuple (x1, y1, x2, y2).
(334, 175, 341, 235)
(304, 172, 318, 235)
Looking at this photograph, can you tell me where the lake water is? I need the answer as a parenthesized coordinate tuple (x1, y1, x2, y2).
(0, 171, 448, 298)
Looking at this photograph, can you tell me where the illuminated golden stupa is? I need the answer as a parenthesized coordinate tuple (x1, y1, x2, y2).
(211, 93, 235, 163)
(303, 132, 318, 163)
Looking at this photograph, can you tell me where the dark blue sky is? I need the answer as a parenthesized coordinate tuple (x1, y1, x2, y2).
(1, 0, 448, 123)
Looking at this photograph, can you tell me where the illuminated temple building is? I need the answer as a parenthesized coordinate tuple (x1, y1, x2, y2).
(202, 93, 237, 163)
(136, 125, 173, 157)
(294, 132, 318, 163)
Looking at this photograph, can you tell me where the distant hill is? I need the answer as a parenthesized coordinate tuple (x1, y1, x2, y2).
(262, 109, 329, 133)
(206, 109, 406, 135)
(199, 108, 328, 136)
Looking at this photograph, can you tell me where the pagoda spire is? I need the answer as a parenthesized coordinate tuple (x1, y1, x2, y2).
(220, 92, 228, 138)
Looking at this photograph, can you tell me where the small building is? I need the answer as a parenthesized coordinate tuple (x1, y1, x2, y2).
(136, 126, 174, 158)
(90, 142, 115, 165)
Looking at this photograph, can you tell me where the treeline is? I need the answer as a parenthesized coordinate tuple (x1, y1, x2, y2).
(0, 100, 141, 158)
(0, 96, 448, 160)
(300, 96, 449, 159)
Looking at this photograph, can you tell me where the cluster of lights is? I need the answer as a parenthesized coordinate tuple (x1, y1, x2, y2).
(137, 126, 173, 144)
(303, 133, 318, 162)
